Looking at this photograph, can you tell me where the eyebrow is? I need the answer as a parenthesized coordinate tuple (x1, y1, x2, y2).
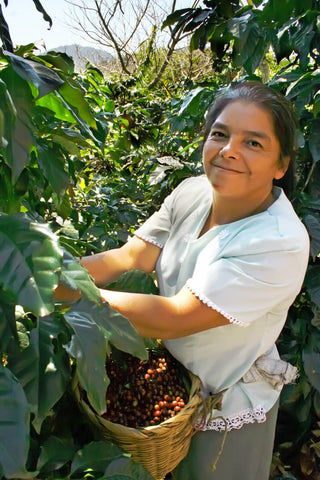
(211, 121, 272, 142)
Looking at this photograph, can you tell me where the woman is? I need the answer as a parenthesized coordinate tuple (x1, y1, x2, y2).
(66, 81, 310, 479)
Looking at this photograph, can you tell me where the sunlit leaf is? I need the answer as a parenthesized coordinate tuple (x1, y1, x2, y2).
(58, 78, 97, 129)
(0, 214, 62, 316)
(5, 52, 64, 98)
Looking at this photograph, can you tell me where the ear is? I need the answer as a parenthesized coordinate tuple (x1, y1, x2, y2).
(274, 156, 290, 180)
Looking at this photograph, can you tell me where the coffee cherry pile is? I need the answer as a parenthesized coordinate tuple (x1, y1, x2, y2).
(102, 350, 190, 428)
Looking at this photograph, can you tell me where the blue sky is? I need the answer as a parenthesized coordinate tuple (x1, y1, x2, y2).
(3, 0, 196, 51)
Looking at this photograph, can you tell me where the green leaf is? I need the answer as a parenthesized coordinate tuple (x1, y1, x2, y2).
(0, 214, 63, 316)
(109, 270, 158, 295)
(70, 441, 125, 475)
(0, 67, 34, 182)
(60, 250, 101, 305)
(0, 364, 30, 478)
(161, 9, 192, 29)
(303, 215, 320, 260)
(33, 315, 71, 432)
(37, 435, 77, 473)
(309, 118, 320, 164)
(0, 4, 13, 52)
(64, 300, 109, 414)
(37, 144, 70, 195)
(38, 51, 75, 74)
(36, 91, 77, 123)
(80, 298, 148, 361)
(0, 302, 16, 351)
(5, 52, 64, 98)
(32, 0, 53, 28)
(58, 78, 97, 129)
(303, 349, 320, 392)
(7, 316, 71, 433)
(104, 456, 153, 479)
(177, 87, 209, 118)
(7, 325, 39, 415)
(305, 266, 320, 307)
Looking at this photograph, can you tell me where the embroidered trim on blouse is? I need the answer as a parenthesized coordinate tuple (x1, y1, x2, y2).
(195, 405, 267, 432)
(186, 279, 247, 327)
(134, 233, 164, 249)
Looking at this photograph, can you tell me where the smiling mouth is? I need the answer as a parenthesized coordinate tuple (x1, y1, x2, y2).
(213, 164, 244, 174)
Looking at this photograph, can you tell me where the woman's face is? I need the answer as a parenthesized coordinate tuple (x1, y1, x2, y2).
(203, 100, 287, 203)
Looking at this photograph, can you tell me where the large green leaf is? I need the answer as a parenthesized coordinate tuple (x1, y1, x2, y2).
(104, 456, 153, 479)
(0, 67, 34, 182)
(70, 441, 125, 475)
(7, 326, 39, 415)
(4, 52, 64, 99)
(7, 315, 71, 433)
(109, 270, 159, 295)
(0, 302, 16, 351)
(0, 4, 13, 52)
(37, 144, 70, 195)
(309, 118, 320, 165)
(303, 215, 320, 260)
(37, 435, 77, 474)
(59, 250, 101, 305)
(36, 91, 77, 123)
(0, 364, 30, 478)
(0, 213, 63, 316)
(34, 315, 71, 432)
(305, 265, 320, 307)
(64, 299, 109, 414)
(66, 292, 147, 360)
(83, 299, 148, 360)
(58, 78, 97, 129)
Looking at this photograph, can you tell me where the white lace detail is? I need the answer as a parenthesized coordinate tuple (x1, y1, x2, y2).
(134, 233, 163, 249)
(195, 405, 267, 432)
(186, 279, 247, 327)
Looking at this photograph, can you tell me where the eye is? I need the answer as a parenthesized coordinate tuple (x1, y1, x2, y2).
(248, 139, 262, 148)
(210, 130, 226, 139)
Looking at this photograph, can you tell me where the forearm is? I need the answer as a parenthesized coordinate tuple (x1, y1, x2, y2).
(80, 236, 161, 288)
(101, 289, 175, 338)
(80, 249, 129, 287)
(100, 286, 229, 339)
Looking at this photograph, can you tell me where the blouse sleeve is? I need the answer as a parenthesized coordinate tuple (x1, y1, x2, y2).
(134, 178, 191, 248)
(186, 240, 309, 327)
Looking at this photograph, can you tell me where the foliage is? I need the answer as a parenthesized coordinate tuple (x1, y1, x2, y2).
(0, 0, 319, 478)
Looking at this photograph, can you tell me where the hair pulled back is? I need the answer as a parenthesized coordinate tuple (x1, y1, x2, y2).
(201, 81, 299, 197)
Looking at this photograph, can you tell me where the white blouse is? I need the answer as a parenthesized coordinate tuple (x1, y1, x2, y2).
(134, 175, 310, 431)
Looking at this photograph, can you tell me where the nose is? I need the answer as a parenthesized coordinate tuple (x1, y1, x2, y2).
(219, 137, 240, 159)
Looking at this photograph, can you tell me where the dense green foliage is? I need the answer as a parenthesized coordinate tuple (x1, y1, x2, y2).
(0, 0, 319, 478)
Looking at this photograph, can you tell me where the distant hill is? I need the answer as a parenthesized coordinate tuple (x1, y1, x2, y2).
(49, 44, 114, 72)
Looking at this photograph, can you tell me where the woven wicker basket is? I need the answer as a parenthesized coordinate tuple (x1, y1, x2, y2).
(74, 373, 207, 479)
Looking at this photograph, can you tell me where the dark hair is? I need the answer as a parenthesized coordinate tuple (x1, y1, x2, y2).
(201, 81, 299, 198)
